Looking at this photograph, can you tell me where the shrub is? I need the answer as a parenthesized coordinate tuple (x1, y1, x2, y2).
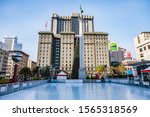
(0, 78, 10, 84)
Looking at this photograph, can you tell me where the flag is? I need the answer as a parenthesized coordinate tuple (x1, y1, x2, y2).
(45, 21, 48, 28)
(80, 5, 84, 14)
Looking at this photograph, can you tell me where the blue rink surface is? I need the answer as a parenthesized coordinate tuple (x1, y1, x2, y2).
(0, 83, 150, 100)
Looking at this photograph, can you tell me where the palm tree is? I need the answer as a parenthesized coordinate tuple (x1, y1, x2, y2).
(95, 65, 105, 76)
(20, 67, 31, 81)
(109, 66, 115, 76)
(117, 63, 126, 75)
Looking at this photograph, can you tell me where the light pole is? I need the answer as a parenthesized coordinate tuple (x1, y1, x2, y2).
(11, 52, 22, 83)
(52, 67, 55, 79)
(104, 65, 107, 79)
(49, 65, 52, 82)
(38, 66, 41, 80)
(139, 60, 146, 86)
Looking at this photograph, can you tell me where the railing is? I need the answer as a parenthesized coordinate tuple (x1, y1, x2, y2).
(0, 80, 48, 96)
(106, 78, 150, 88)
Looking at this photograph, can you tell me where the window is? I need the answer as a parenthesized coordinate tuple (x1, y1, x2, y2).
(144, 46, 146, 50)
(139, 48, 142, 52)
(138, 37, 140, 44)
(148, 45, 150, 49)
(140, 53, 144, 57)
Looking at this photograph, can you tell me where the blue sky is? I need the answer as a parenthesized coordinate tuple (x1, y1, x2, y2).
(0, 0, 150, 61)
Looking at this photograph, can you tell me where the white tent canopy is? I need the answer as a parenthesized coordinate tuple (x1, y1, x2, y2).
(57, 71, 67, 80)
(141, 66, 150, 73)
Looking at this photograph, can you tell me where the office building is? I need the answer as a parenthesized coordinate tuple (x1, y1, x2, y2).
(0, 41, 8, 50)
(3, 36, 22, 51)
(134, 32, 150, 60)
(109, 41, 126, 63)
(37, 13, 110, 75)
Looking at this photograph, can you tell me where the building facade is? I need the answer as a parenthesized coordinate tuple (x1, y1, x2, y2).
(0, 41, 8, 50)
(27, 60, 37, 70)
(109, 46, 126, 63)
(0, 48, 9, 78)
(134, 32, 150, 60)
(37, 13, 110, 75)
(6, 50, 29, 78)
(3, 36, 22, 51)
(51, 13, 94, 35)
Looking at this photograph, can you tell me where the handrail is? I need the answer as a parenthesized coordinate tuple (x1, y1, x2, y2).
(0, 80, 47, 96)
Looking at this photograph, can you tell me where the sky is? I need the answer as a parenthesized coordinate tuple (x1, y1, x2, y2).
(0, 0, 150, 62)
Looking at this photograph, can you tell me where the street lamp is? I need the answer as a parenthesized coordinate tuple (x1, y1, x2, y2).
(104, 65, 107, 79)
(52, 67, 55, 79)
(49, 65, 52, 82)
(37, 65, 41, 80)
(11, 52, 22, 83)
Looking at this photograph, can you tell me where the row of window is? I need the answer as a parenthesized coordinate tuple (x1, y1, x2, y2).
(139, 45, 150, 52)
(84, 35, 107, 38)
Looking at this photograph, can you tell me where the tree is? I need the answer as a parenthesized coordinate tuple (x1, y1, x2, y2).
(117, 63, 126, 75)
(109, 66, 115, 76)
(40, 66, 50, 78)
(95, 65, 105, 76)
(19, 67, 31, 81)
(32, 66, 39, 77)
(71, 44, 79, 79)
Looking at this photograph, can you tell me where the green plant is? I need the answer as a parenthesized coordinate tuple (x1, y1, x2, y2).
(19, 67, 32, 81)
(0, 78, 10, 84)
(95, 65, 105, 75)
(40, 66, 50, 77)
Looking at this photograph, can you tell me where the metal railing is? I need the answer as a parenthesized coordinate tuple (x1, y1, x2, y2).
(0, 80, 47, 96)
(107, 78, 150, 88)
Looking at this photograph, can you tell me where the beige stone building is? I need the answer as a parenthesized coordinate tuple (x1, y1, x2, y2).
(6, 50, 29, 78)
(60, 32, 75, 73)
(37, 13, 110, 75)
(0, 48, 9, 78)
(84, 32, 109, 74)
(134, 32, 150, 60)
(27, 60, 37, 70)
(37, 32, 53, 67)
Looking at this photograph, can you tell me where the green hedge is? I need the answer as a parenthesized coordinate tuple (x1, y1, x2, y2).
(0, 78, 10, 84)
(31, 77, 46, 80)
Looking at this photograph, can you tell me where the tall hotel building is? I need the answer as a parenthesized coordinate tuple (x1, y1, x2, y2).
(37, 13, 110, 75)
(134, 32, 150, 61)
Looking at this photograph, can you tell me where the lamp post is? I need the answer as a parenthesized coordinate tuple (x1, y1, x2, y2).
(139, 59, 146, 86)
(11, 52, 22, 83)
(37, 66, 41, 80)
(52, 67, 55, 79)
(49, 65, 52, 82)
(104, 65, 107, 79)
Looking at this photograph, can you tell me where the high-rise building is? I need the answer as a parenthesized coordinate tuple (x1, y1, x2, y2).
(37, 13, 110, 75)
(3, 36, 22, 51)
(134, 32, 150, 60)
(0, 41, 8, 50)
